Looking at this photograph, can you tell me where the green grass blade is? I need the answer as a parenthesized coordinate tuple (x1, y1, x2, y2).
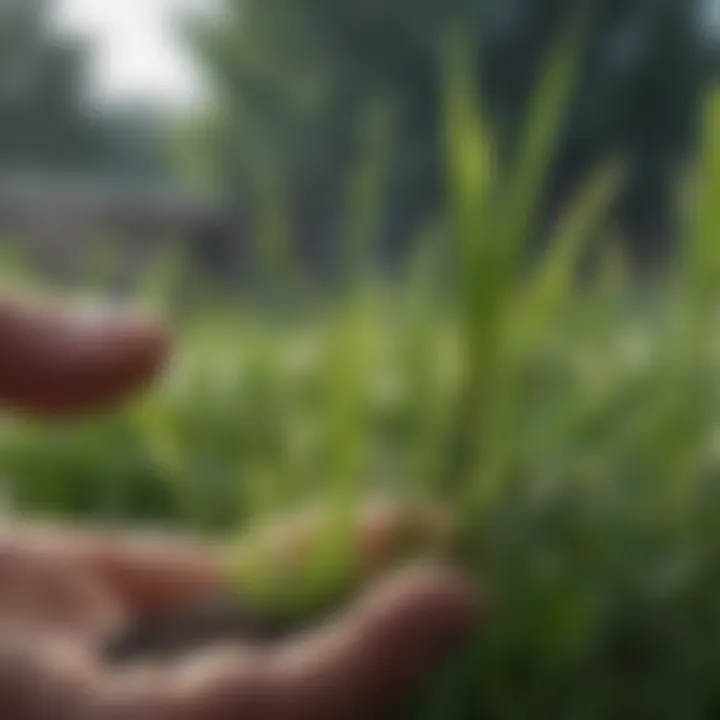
(510, 159, 625, 354)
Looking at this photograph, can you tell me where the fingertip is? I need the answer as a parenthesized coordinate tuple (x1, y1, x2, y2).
(266, 562, 480, 717)
(0, 296, 173, 416)
(360, 561, 481, 654)
(83, 303, 172, 378)
(341, 562, 479, 714)
(84, 533, 224, 617)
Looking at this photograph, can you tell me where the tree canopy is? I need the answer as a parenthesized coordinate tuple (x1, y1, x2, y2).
(195, 0, 714, 270)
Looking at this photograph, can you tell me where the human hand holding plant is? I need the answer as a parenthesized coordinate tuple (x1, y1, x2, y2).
(0, 294, 478, 719)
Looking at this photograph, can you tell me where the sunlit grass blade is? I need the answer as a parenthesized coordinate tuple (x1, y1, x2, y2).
(252, 158, 300, 308)
(440, 29, 501, 492)
(510, 159, 625, 354)
(440, 10, 592, 503)
(684, 90, 720, 325)
(135, 244, 190, 314)
(491, 4, 595, 282)
(442, 28, 495, 349)
(401, 232, 456, 496)
(321, 289, 376, 496)
(130, 397, 199, 526)
(341, 98, 396, 284)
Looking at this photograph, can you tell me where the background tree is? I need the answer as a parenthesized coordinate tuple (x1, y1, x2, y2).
(0, 0, 179, 183)
(0, 0, 102, 170)
(194, 0, 714, 274)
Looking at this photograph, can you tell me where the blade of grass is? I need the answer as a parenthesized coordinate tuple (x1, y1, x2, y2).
(440, 7, 594, 504)
(509, 159, 625, 355)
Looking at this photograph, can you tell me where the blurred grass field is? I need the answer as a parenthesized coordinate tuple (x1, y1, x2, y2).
(4, 27, 720, 719)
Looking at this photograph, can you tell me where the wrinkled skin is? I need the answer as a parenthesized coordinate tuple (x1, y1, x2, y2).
(0, 295, 478, 719)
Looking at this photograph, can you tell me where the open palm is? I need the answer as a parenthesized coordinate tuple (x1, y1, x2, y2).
(0, 295, 477, 719)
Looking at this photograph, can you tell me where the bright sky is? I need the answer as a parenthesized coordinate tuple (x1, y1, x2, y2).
(52, 0, 211, 109)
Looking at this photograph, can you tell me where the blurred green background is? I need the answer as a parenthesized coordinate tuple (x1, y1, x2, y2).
(6, 0, 720, 717)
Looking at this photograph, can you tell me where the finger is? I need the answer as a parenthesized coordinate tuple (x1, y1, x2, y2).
(263, 562, 479, 719)
(75, 531, 225, 618)
(0, 531, 127, 639)
(0, 524, 224, 618)
(93, 563, 478, 720)
(0, 294, 170, 416)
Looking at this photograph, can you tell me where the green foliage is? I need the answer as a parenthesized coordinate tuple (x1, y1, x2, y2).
(194, 0, 711, 269)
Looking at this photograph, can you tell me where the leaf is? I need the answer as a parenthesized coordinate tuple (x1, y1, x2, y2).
(510, 159, 625, 354)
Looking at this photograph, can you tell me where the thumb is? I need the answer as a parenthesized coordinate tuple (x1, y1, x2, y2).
(0, 295, 169, 416)
(264, 562, 479, 718)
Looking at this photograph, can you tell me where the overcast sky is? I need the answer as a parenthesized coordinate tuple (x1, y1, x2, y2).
(51, 0, 720, 109)
(52, 0, 211, 109)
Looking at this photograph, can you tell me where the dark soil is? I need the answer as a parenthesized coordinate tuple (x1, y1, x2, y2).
(102, 592, 298, 664)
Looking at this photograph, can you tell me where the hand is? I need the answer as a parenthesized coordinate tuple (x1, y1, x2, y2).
(0, 511, 475, 720)
(0, 294, 479, 719)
